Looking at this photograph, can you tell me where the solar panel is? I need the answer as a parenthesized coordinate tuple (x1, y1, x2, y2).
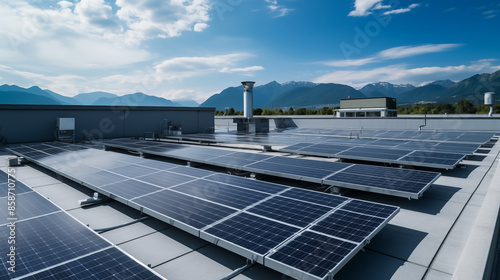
(108, 164, 159, 178)
(280, 188, 349, 208)
(340, 200, 399, 219)
(100, 179, 163, 200)
(202, 212, 301, 262)
(131, 189, 237, 230)
(205, 173, 289, 194)
(266, 231, 359, 280)
(0, 191, 60, 223)
(0, 212, 112, 279)
(282, 142, 465, 169)
(310, 209, 385, 243)
(0, 169, 165, 280)
(99, 139, 441, 199)
(135, 171, 194, 189)
(247, 196, 331, 227)
(22, 247, 163, 280)
(172, 179, 270, 210)
(7, 142, 400, 279)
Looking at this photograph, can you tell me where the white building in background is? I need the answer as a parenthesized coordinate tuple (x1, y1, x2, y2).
(336, 97, 398, 117)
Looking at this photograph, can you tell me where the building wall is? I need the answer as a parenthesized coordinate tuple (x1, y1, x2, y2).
(340, 97, 397, 109)
(0, 105, 215, 144)
(215, 115, 500, 132)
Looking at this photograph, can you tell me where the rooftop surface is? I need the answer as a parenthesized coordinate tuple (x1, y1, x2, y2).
(1, 127, 499, 280)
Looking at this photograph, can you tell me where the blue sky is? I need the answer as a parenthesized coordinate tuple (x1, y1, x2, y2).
(0, 0, 499, 103)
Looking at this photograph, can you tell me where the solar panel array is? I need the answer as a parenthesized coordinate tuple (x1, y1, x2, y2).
(280, 142, 465, 169)
(284, 128, 495, 145)
(100, 138, 441, 199)
(7, 143, 399, 280)
(163, 130, 489, 153)
(0, 170, 165, 280)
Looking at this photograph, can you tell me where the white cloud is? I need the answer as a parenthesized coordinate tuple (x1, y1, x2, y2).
(57, 1, 74, 9)
(116, 0, 211, 42)
(194, 22, 209, 32)
(220, 66, 265, 73)
(154, 53, 264, 80)
(383, 3, 421, 15)
(349, 1, 421, 17)
(323, 44, 461, 67)
(264, 0, 294, 17)
(373, 3, 391, 10)
(313, 60, 500, 88)
(378, 44, 460, 59)
(348, 0, 382, 16)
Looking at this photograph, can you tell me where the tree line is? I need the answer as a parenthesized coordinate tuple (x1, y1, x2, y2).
(215, 99, 500, 116)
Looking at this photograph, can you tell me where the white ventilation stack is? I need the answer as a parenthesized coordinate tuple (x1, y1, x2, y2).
(484, 92, 495, 117)
(242, 81, 255, 118)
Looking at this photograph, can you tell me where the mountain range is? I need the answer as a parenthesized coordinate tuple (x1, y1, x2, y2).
(0, 85, 199, 107)
(201, 70, 500, 109)
(1, 69, 499, 109)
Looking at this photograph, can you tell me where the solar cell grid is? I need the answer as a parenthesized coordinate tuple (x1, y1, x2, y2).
(100, 179, 162, 200)
(77, 170, 128, 188)
(169, 166, 215, 178)
(247, 196, 332, 227)
(6, 142, 400, 280)
(310, 209, 385, 243)
(135, 171, 194, 189)
(340, 200, 399, 219)
(21, 247, 163, 280)
(171, 179, 270, 209)
(267, 231, 358, 279)
(205, 173, 289, 194)
(246, 161, 335, 180)
(280, 188, 348, 208)
(108, 164, 159, 178)
(0, 211, 112, 279)
(131, 189, 237, 229)
(325, 172, 428, 194)
(0, 191, 60, 223)
(203, 212, 301, 256)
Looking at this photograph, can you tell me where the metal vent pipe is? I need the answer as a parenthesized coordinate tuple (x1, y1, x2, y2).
(242, 81, 255, 118)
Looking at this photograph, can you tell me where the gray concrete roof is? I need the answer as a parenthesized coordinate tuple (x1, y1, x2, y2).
(1, 135, 499, 280)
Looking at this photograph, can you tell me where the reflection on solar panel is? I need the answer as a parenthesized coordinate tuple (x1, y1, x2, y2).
(0, 170, 165, 280)
(281, 142, 466, 169)
(100, 138, 440, 199)
(7, 143, 399, 280)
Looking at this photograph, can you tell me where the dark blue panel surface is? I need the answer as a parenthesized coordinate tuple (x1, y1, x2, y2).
(340, 200, 399, 219)
(136, 160, 179, 170)
(264, 156, 351, 172)
(172, 179, 269, 209)
(169, 166, 215, 178)
(280, 188, 348, 208)
(248, 196, 331, 227)
(204, 212, 300, 255)
(0, 212, 111, 279)
(246, 161, 336, 179)
(108, 164, 159, 178)
(311, 209, 384, 242)
(205, 173, 289, 194)
(101, 179, 162, 200)
(22, 247, 163, 280)
(268, 231, 357, 279)
(135, 171, 193, 189)
(326, 171, 428, 194)
(0, 191, 60, 224)
(77, 171, 128, 187)
(132, 189, 237, 229)
(338, 165, 440, 184)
